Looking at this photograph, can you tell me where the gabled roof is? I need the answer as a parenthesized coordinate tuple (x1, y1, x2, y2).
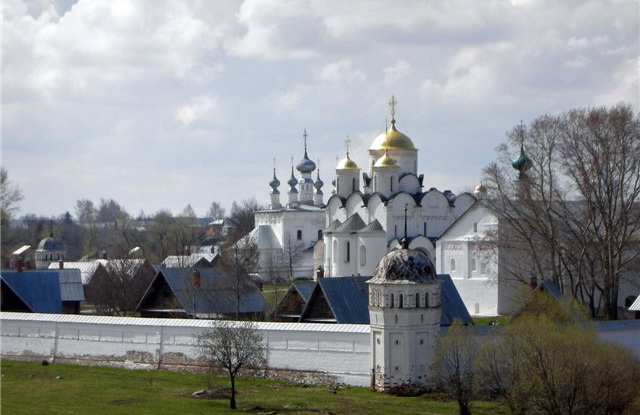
(300, 277, 371, 324)
(439, 274, 473, 326)
(630, 295, 640, 312)
(137, 268, 268, 317)
(510, 279, 565, 318)
(361, 220, 385, 232)
(4, 269, 84, 302)
(291, 274, 472, 326)
(1, 272, 62, 313)
(325, 219, 342, 232)
(161, 253, 218, 268)
(335, 213, 366, 232)
(292, 280, 316, 302)
(247, 225, 282, 250)
(49, 261, 105, 285)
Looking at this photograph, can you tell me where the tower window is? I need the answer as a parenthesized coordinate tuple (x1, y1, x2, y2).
(318, 229, 323, 240)
(425, 293, 429, 308)
(450, 258, 456, 272)
(352, 177, 356, 192)
(297, 230, 302, 240)
(473, 222, 478, 233)
(390, 293, 394, 308)
(398, 294, 403, 308)
(345, 241, 350, 263)
(390, 176, 394, 192)
(423, 222, 427, 235)
(416, 293, 420, 308)
(359, 245, 366, 267)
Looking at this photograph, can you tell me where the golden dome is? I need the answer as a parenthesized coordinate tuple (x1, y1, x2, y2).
(373, 151, 399, 168)
(336, 151, 359, 170)
(473, 182, 487, 197)
(369, 120, 416, 151)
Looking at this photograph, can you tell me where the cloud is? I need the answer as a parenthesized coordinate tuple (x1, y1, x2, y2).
(175, 95, 225, 127)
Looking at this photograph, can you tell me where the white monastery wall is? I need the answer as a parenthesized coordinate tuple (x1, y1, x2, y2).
(0, 313, 371, 386)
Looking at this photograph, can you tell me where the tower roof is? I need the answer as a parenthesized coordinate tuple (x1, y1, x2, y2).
(369, 248, 437, 284)
(369, 121, 416, 151)
(373, 150, 399, 168)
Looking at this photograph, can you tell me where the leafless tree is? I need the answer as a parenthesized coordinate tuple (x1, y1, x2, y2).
(227, 198, 264, 243)
(196, 320, 266, 410)
(482, 104, 640, 318)
(0, 167, 23, 226)
(207, 201, 226, 221)
(96, 198, 127, 223)
(220, 232, 259, 318)
(431, 320, 479, 415)
(75, 199, 96, 224)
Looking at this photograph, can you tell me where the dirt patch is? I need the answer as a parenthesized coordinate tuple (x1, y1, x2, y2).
(191, 386, 231, 399)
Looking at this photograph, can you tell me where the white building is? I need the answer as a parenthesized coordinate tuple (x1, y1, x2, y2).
(251, 131, 326, 281)
(322, 98, 475, 278)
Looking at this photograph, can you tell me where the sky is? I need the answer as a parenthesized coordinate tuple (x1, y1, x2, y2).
(3, 0, 639, 219)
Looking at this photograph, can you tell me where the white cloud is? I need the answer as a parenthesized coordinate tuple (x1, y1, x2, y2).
(176, 95, 224, 127)
(384, 60, 413, 85)
(319, 59, 366, 84)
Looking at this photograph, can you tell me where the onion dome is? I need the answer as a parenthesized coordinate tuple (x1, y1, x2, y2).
(369, 119, 416, 151)
(296, 129, 316, 173)
(473, 182, 487, 198)
(314, 168, 324, 192)
(336, 151, 359, 170)
(373, 150, 399, 168)
(37, 235, 63, 251)
(297, 150, 316, 173)
(369, 248, 437, 284)
(269, 168, 281, 194)
(287, 166, 298, 192)
(512, 144, 532, 180)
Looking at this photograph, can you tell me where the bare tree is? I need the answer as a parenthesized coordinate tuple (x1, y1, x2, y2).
(96, 198, 127, 223)
(227, 198, 264, 243)
(220, 232, 259, 318)
(207, 201, 226, 221)
(482, 104, 640, 319)
(0, 167, 23, 226)
(431, 320, 479, 415)
(75, 199, 96, 224)
(196, 320, 266, 410)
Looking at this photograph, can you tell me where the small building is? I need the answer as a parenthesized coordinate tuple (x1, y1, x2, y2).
(34, 234, 66, 269)
(136, 267, 269, 319)
(1, 269, 84, 313)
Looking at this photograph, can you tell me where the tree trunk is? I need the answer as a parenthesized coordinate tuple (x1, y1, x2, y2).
(230, 374, 236, 409)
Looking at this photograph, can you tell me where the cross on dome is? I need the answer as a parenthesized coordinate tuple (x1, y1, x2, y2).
(388, 95, 397, 122)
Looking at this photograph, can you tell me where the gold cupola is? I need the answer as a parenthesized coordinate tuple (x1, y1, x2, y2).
(337, 136, 360, 170)
(373, 149, 399, 168)
(369, 96, 417, 152)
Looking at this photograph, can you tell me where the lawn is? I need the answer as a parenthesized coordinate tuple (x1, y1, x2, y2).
(1, 361, 508, 415)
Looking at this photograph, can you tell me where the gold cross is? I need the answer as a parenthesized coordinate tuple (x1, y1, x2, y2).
(344, 136, 351, 155)
(388, 95, 397, 120)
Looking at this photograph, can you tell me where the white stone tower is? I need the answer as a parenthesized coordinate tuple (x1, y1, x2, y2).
(367, 210, 441, 392)
(335, 137, 360, 198)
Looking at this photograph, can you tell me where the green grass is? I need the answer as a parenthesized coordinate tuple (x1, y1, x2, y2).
(1, 361, 508, 415)
(472, 316, 509, 326)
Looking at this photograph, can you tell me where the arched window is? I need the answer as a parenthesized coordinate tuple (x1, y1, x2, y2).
(359, 245, 366, 266)
(416, 293, 420, 308)
(390, 293, 395, 308)
(450, 258, 456, 272)
(332, 240, 337, 263)
(336, 178, 340, 193)
(318, 229, 323, 240)
(345, 241, 350, 263)
(425, 293, 429, 308)
(390, 176, 394, 192)
(398, 294, 403, 308)
(423, 222, 427, 235)
(297, 230, 302, 240)
(352, 177, 356, 192)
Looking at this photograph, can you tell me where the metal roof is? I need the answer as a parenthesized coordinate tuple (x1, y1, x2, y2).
(12, 245, 31, 255)
(316, 276, 371, 324)
(0, 312, 371, 333)
(292, 280, 316, 302)
(49, 261, 102, 285)
(138, 268, 268, 316)
(248, 225, 283, 250)
(1, 272, 62, 313)
(161, 253, 218, 268)
(3, 269, 84, 302)
(361, 220, 385, 232)
(628, 295, 640, 311)
(438, 274, 473, 326)
(335, 214, 366, 232)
